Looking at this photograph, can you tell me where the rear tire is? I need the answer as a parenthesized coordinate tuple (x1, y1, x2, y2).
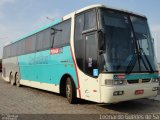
(66, 77, 77, 104)
(15, 73, 20, 87)
(10, 73, 15, 86)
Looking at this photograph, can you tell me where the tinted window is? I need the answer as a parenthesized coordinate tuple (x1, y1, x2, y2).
(37, 28, 51, 51)
(84, 9, 96, 30)
(20, 40, 26, 55)
(16, 40, 25, 56)
(3, 20, 71, 58)
(75, 14, 84, 41)
(53, 19, 71, 47)
(75, 9, 97, 72)
(10, 43, 17, 57)
(3, 47, 7, 58)
(6, 46, 11, 58)
(25, 35, 36, 53)
(85, 33, 98, 75)
(17, 41, 21, 56)
(100, 10, 135, 72)
(75, 14, 85, 70)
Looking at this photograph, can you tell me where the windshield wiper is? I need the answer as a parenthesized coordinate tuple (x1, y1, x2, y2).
(125, 47, 154, 74)
(138, 47, 154, 73)
(135, 37, 154, 73)
(125, 50, 137, 74)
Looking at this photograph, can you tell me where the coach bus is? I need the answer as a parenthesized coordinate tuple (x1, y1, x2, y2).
(2, 4, 159, 104)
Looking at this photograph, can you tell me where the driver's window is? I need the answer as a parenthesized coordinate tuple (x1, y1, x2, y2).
(139, 39, 149, 55)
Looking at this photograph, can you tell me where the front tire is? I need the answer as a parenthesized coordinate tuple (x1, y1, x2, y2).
(66, 77, 77, 104)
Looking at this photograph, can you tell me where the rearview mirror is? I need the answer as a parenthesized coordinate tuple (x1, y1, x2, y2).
(98, 29, 105, 51)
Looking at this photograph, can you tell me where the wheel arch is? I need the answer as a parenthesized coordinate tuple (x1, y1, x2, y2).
(59, 73, 76, 96)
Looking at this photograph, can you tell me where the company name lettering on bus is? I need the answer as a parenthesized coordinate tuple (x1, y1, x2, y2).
(29, 56, 49, 65)
(114, 75, 125, 79)
(50, 48, 63, 55)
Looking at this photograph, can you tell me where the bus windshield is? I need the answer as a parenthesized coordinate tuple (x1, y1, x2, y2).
(99, 9, 158, 73)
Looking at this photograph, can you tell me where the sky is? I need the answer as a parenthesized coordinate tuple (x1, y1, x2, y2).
(0, 0, 160, 62)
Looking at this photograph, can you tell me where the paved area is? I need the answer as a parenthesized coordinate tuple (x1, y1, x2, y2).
(150, 78, 160, 101)
(0, 73, 160, 120)
(154, 95, 160, 101)
(151, 85, 160, 101)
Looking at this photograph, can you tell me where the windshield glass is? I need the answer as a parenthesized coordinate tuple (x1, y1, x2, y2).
(99, 9, 158, 73)
(130, 16, 158, 72)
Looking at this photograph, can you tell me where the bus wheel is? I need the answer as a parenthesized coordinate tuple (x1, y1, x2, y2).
(66, 77, 77, 104)
(15, 73, 20, 87)
(10, 73, 15, 86)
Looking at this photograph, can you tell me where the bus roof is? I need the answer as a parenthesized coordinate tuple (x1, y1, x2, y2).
(4, 4, 146, 47)
(75, 4, 146, 18)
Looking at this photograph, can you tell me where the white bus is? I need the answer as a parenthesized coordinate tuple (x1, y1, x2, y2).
(2, 4, 159, 104)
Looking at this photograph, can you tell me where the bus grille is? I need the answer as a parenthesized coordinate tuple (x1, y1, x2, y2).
(127, 79, 151, 84)
(127, 79, 139, 84)
(142, 79, 151, 83)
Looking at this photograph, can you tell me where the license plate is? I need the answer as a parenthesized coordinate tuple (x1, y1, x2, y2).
(135, 90, 144, 95)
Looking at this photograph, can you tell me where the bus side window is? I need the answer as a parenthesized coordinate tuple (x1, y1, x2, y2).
(37, 28, 51, 51)
(25, 35, 36, 54)
(20, 40, 26, 55)
(10, 43, 17, 57)
(6, 45, 11, 58)
(52, 19, 71, 48)
(3, 47, 7, 59)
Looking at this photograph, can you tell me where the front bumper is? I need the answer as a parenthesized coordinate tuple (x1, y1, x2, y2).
(100, 83, 159, 103)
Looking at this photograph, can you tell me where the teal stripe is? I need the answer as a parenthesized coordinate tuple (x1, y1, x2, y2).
(125, 73, 159, 80)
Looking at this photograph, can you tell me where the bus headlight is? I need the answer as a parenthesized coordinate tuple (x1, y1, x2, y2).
(152, 78, 159, 83)
(105, 80, 125, 86)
